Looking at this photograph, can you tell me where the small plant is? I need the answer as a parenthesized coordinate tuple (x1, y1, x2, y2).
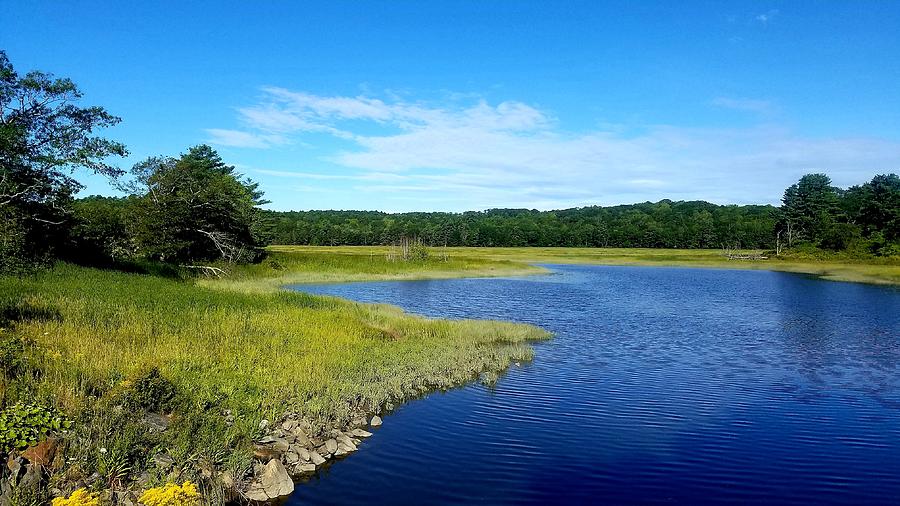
(0, 402, 71, 451)
(0, 333, 26, 377)
(122, 368, 178, 412)
(51, 489, 100, 506)
(138, 481, 202, 506)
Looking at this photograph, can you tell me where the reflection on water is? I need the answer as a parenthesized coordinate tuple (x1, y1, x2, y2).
(288, 265, 900, 505)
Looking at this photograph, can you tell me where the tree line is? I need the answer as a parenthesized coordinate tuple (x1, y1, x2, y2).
(264, 203, 779, 249)
(1, 50, 898, 275)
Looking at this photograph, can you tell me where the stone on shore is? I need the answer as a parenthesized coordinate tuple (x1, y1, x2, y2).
(324, 439, 338, 454)
(309, 451, 326, 465)
(245, 459, 294, 501)
(370, 415, 383, 426)
(350, 428, 373, 438)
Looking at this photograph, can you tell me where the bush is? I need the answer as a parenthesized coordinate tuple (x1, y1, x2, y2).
(51, 489, 100, 506)
(138, 481, 202, 506)
(0, 211, 42, 275)
(819, 222, 861, 251)
(0, 334, 26, 378)
(122, 368, 178, 412)
(0, 402, 71, 451)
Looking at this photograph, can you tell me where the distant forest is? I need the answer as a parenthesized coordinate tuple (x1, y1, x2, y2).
(264, 202, 778, 249)
(264, 171, 899, 255)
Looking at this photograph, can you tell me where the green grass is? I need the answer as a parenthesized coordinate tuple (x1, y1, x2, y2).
(0, 251, 549, 499)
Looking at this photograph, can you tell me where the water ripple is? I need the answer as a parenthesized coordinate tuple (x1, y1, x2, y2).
(288, 265, 900, 505)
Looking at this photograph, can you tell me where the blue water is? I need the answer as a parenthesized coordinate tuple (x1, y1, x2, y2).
(287, 265, 900, 505)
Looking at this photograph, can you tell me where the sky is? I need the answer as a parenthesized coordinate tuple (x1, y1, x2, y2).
(4, 1, 900, 212)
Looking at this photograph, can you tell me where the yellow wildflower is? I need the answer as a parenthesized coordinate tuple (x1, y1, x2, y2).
(51, 488, 99, 506)
(138, 481, 202, 506)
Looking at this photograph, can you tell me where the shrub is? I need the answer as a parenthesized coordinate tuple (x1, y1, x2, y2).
(0, 333, 26, 377)
(122, 368, 178, 412)
(138, 481, 202, 506)
(51, 489, 99, 506)
(0, 402, 71, 451)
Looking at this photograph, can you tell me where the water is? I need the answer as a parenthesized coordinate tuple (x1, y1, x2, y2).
(287, 265, 900, 505)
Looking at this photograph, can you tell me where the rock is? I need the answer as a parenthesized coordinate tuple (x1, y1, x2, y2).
(283, 452, 299, 465)
(245, 459, 294, 501)
(281, 420, 297, 431)
(152, 453, 175, 471)
(253, 446, 279, 462)
(136, 471, 151, 488)
(6, 456, 23, 483)
(294, 447, 310, 462)
(258, 436, 291, 452)
(19, 464, 42, 490)
(338, 440, 357, 452)
(324, 439, 338, 454)
(294, 463, 316, 474)
(350, 428, 373, 438)
(291, 429, 310, 446)
(259, 419, 269, 431)
(336, 434, 357, 451)
(142, 413, 170, 432)
(21, 438, 58, 466)
(370, 415, 383, 427)
(309, 451, 326, 466)
(350, 417, 366, 428)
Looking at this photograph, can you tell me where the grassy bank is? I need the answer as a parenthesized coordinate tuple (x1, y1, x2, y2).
(0, 252, 549, 503)
(267, 245, 899, 286)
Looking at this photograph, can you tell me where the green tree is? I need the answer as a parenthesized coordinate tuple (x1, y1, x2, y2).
(779, 173, 841, 246)
(0, 51, 127, 271)
(128, 145, 268, 264)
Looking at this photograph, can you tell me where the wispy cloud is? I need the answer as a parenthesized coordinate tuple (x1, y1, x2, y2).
(711, 96, 774, 113)
(211, 88, 900, 209)
(205, 128, 285, 148)
(754, 9, 779, 25)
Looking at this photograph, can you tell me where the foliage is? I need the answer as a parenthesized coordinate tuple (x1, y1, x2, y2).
(0, 50, 126, 270)
(127, 145, 268, 264)
(65, 195, 136, 263)
(0, 402, 71, 451)
(138, 482, 202, 506)
(263, 200, 778, 249)
(121, 367, 178, 413)
(778, 173, 900, 255)
(0, 333, 27, 377)
(51, 489, 99, 506)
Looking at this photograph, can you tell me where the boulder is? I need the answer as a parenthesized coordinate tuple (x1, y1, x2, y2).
(324, 439, 338, 454)
(350, 428, 373, 438)
(370, 415, 383, 427)
(294, 463, 316, 474)
(152, 454, 175, 471)
(283, 452, 299, 465)
(245, 460, 294, 502)
(21, 438, 58, 466)
(281, 420, 297, 431)
(142, 413, 170, 433)
(309, 451, 326, 466)
(253, 446, 279, 462)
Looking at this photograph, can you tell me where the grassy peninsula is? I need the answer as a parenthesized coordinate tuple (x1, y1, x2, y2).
(0, 250, 548, 504)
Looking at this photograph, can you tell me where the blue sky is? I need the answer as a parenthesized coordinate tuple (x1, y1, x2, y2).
(5, 1, 900, 211)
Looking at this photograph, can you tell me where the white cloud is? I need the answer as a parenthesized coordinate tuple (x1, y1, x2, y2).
(205, 128, 285, 148)
(212, 89, 900, 209)
(754, 9, 779, 25)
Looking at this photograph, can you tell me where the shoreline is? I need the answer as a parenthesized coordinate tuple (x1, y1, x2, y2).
(2, 246, 896, 505)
